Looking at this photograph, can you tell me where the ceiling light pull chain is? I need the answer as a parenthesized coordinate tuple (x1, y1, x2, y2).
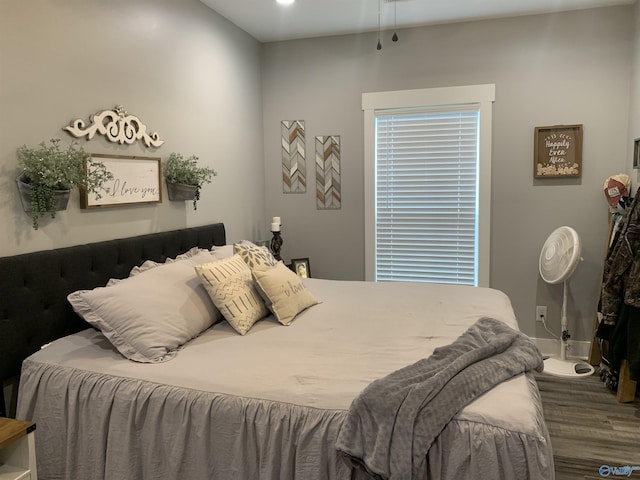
(377, 0, 382, 50)
(392, 1, 399, 42)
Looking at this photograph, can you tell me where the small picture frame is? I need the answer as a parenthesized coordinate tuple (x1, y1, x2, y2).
(533, 124, 583, 178)
(634, 138, 640, 169)
(291, 258, 311, 278)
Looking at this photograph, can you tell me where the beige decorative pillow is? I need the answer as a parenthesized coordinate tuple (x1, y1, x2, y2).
(252, 262, 319, 326)
(233, 241, 278, 272)
(195, 254, 269, 335)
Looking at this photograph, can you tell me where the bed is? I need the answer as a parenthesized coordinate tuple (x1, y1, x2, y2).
(0, 223, 554, 480)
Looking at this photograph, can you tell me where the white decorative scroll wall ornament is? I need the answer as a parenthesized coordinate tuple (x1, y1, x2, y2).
(64, 105, 164, 148)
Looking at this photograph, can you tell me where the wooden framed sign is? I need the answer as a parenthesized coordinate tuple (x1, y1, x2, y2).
(81, 154, 162, 208)
(534, 124, 583, 178)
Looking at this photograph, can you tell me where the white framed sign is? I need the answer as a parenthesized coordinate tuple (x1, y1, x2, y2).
(81, 154, 162, 208)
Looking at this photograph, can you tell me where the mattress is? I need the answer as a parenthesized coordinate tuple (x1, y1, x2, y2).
(17, 278, 554, 480)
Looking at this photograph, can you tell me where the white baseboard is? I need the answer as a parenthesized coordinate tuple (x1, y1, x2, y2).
(532, 337, 593, 360)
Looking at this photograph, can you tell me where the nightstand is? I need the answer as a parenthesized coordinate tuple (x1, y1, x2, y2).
(0, 418, 37, 480)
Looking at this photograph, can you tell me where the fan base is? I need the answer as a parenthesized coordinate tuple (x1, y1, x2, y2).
(543, 356, 595, 378)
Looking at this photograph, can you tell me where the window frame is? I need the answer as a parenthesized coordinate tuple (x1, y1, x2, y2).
(362, 84, 495, 286)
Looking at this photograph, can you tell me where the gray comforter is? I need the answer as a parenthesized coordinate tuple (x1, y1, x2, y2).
(335, 317, 544, 480)
(18, 280, 553, 480)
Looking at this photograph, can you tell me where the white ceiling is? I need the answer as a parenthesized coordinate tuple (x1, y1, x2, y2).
(199, 0, 635, 43)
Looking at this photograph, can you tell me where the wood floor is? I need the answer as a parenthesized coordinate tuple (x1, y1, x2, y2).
(535, 370, 640, 480)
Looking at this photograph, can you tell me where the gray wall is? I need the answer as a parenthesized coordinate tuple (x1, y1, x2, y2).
(261, 7, 635, 340)
(0, 0, 265, 257)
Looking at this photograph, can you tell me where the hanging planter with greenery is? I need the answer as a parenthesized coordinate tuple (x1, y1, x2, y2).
(16, 138, 113, 229)
(163, 152, 217, 210)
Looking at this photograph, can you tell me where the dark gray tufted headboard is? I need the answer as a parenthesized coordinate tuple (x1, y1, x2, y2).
(0, 223, 226, 417)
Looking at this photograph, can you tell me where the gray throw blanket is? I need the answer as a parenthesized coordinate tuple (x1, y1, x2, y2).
(335, 317, 544, 480)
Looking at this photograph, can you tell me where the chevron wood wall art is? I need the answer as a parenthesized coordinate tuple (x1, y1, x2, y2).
(281, 120, 306, 193)
(315, 135, 341, 210)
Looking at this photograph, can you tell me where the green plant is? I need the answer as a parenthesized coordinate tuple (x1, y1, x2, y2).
(163, 152, 217, 210)
(17, 138, 113, 229)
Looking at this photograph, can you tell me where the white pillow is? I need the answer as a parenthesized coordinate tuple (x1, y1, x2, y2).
(252, 262, 319, 326)
(68, 250, 222, 363)
(128, 246, 206, 278)
(106, 246, 216, 287)
(195, 254, 269, 335)
(210, 244, 234, 259)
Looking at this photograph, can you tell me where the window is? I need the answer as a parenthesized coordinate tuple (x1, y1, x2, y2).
(363, 85, 495, 287)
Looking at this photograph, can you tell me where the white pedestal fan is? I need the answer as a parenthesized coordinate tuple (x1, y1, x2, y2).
(539, 226, 595, 377)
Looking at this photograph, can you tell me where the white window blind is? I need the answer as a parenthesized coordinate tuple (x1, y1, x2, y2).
(375, 106, 480, 285)
(363, 84, 494, 286)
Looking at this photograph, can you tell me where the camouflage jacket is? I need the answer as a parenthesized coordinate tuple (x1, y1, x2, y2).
(601, 193, 640, 325)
